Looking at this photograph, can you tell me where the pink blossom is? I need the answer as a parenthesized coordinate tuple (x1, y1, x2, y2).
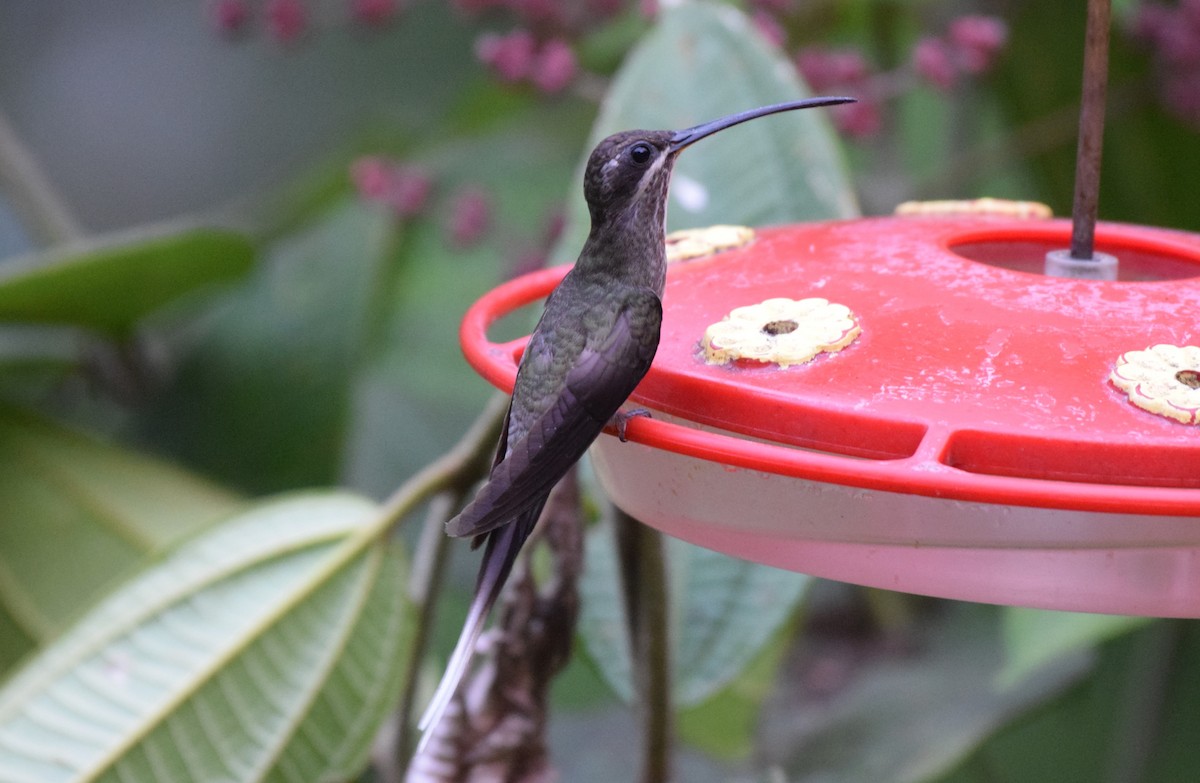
(585, 0, 625, 20)
(751, 10, 787, 48)
(387, 168, 434, 218)
(475, 29, 537, 83)
(511, 0, 566, 28)
(447, 186, 493, 249)
(452, 0, 500, 15)
(350, 0, 400, 27)
(913, 37, 957, 91)
(1162, 72, 1200, 126)
(532, 38, 578, 94)
(796, 46, 870, 91)
(350, 157, 393, 201)
(351, 158, 434, 219)
(832, 99, 881, 140)
(266, 0, 308, 45)
(947, 15, 1008, 74)
(211, 0, 251, 36)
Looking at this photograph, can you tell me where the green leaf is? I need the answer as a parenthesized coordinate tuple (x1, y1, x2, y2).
(0, 407, 243, 672)
(676, 616, 797, 760)
(578, 522, 810, 707)
(996, 606, 1149, 688)
(933, 620, 1200, 783)
(0, 327, 79, 399)
(0, 225, 255, 337)
(135, 200, 394, 492)
(0, 492, 412, 783)
(766, 603, 1088, 783)
(550, 0, 858, 266)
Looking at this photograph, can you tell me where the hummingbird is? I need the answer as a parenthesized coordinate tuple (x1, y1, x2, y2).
(418, 96, 854, 747)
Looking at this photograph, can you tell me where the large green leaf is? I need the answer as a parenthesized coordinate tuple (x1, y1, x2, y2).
(550, 0, 858, 266)
(761, 603, 1087, 783)
(0, 225, 255, 338)
(675, 617, 798, 760)
(934, 620, 1200, 783)
(0, 492, 412, 783)
(134, 200, 394, 493)
(578, 523, 810, 708)
(0, 408, 242, 673)
(997, 606, 1149, 689)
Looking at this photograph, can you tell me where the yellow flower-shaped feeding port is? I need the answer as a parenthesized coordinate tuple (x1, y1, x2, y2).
(702, 297, 861, 368)
(665, 225, 755, 264)
(1110, 344, 1200, 424)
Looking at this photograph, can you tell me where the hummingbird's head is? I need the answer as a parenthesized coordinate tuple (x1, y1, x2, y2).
(582, 130, 677, 228)
(581, 96, 856, 230)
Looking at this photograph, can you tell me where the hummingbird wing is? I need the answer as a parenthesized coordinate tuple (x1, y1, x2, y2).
(445, 288, 662, 540)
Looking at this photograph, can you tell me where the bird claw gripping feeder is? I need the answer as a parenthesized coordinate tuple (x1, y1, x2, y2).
(460, 0, 1200, 619)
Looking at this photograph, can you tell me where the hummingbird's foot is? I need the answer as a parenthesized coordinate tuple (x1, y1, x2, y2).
(611, 408, 651, 442)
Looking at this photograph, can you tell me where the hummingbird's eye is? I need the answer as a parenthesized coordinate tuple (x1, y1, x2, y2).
(628, 142, 653, 166)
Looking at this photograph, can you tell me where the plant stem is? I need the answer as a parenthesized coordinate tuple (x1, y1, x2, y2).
(0, 110, 83, 246)
(376, 392, 507, 531)
(387, 493, 458, 779)
(614, 507, 673, 783)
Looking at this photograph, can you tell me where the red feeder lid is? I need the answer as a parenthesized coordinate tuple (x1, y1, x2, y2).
(461, 216, 1200, 615)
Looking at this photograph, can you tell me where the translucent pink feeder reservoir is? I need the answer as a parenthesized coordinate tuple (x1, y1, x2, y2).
(460, 216, 1200, 617)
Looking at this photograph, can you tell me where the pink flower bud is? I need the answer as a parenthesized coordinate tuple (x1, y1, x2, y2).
(1157, 20, 1200, 69)
(350, 0, 400, 27)
(350, 157, 393, 201)
(1184, 0, 1200, 28)
(585, 0, 625, 21)
(476, 29, 537, 83)
(796, 46, 870, 91)
(452, 0, 500, 15)
(448, 186, 493, 249)
(211, 0, 251, 36)
(511, 0, 565, 28)
(387, 167, 434, 218)
(751, 10, 787, 48)
(947, 15, 1008, 74)
(832, 99, 881, 140)
(541, 209, 566, 248)
(1162, 71, 1200, 128)
(913, 37, 957, 91)
(266, 0, 308, 45)
(351, 158, 435, 219)
(532, 38, 578, 94)
(506, 249, 549, 280)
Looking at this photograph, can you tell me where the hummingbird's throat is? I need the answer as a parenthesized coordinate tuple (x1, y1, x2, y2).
(629, 152, 670, 206)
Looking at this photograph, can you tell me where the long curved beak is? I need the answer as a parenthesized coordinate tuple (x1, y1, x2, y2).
(668, 96, 855, 153)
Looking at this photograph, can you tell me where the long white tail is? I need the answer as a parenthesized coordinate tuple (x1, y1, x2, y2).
(415, 588, 490, 752)
(415, 511, 537, 752)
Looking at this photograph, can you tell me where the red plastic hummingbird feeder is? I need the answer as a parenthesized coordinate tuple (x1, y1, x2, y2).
(460, 0, 1200, 618)
(461, 215, 1200, 618)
